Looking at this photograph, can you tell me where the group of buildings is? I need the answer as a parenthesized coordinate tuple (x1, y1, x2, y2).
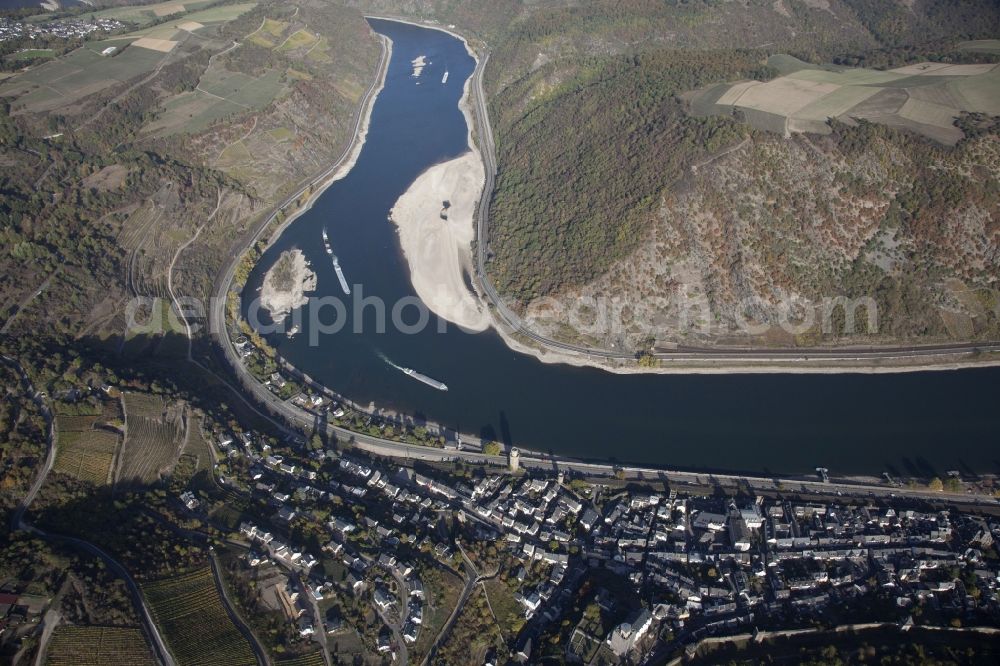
(0, 16, 125, 44)
(193, 429, 1000, 663)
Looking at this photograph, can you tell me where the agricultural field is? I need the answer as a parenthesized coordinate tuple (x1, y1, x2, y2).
(958, 39, 1000, 55)
(274, 651, 325, 666)
(70, 0, 220, 28)
(119, 393, 186, 485)
(248, 18, 288, 48)
(54, 415, 121, 485)
(181, 414, 217, 472)
(8, 49, 55, 61)
(277, 30, 319, 52)
(0, 45, 166, 114)
(144, 67, 287, 136)
(142, 567, 256, 666)
(0, 1, 260, 115)
(119, 3, 259, 43)
(688, 55, 1000, 145)
(45, 625, 155, 666)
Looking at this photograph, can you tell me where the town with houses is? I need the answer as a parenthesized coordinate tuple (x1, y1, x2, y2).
(0, 15, 125, 44)
(188, 423, 1000, 664)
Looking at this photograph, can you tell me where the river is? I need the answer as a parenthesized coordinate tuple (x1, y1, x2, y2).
(241, 18, 1000, 477)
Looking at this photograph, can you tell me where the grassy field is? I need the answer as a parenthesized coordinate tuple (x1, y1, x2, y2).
(958, 39, 1000, 54)
(54, 414, 120, 485)
(143, 567, 256, 666)
(45, 625, 155, 666)
(10, 49, 55, 61)
(0, 45, 165, 114)
(72, 0, 221, 27)
(146, 67, 286, 136)
(120, 393, 185, 485)
(277, 30, 318, 52)
(248, 18, 287, 48)
(690, 55, 1000, 144)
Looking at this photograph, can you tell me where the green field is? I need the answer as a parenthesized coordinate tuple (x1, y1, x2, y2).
(0, 1, 260, 116)
(248, 17, 287, 47)
(690, 55, 1000, 145)
(122, 3, 258, 40)
(0, 45, 164, 113)
(146, 67, 286, 136)
(10, 49, 55, 61)
(71, 0, 220, 28)
(278, 30, 318, 52)
(957, 39, 1000, 54)
(143, 568, 256, 666)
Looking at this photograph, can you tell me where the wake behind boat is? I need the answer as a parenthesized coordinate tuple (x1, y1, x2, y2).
(322, 227, 351, 295)
(379, 352, 448, 391)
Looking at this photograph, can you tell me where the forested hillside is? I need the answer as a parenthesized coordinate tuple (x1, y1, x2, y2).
(488, 50, 772, 300)
(352, 0, 1000, 348)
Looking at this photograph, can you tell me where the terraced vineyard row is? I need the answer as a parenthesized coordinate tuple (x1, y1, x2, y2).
(45, 625, 155, 666)
(182, 414, 217, 471)
(275, 651, 325, 666)
(123, 392, 169, 420)
(142, 568, 257, 666)
(120, 392, 186, 484)
(120, 418, 184, 483)
(54, 416, 121, 485)
(56, 414, 101, 431)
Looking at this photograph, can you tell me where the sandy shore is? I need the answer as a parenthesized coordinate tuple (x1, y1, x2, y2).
(386, 24, 490, 332)
(260, 249, 316, 323)
(389, 151, 488, 332)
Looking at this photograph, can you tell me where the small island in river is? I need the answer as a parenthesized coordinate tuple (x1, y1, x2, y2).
(259, 248, 316, 323)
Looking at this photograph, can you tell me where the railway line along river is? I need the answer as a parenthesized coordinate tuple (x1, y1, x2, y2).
(240, 18, 1000, 477)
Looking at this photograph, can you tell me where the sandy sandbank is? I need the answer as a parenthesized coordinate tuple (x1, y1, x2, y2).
(260, 249, 316, 322)
(390, 151, 488, 332)
(386, 25, 489, 332)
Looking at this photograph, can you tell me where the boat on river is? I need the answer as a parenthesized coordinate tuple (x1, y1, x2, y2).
(402, 367, 448, 391)
(322, 227, 351, 295)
